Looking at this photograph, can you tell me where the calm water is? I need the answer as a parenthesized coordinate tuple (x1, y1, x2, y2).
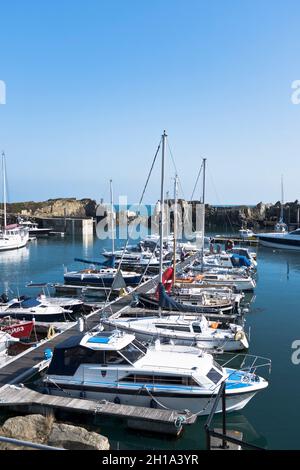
(1, 234, 300, 450)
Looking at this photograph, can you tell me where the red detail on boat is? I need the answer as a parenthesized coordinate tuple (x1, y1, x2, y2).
(0, 319, 34, 339)
(155, 267, 174, 299)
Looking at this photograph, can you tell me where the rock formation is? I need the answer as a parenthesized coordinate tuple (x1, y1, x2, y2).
(0, 414, 110, 450)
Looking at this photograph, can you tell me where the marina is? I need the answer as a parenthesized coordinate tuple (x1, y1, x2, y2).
(0, 220, 299, 449)
(0, 2, 299, 454)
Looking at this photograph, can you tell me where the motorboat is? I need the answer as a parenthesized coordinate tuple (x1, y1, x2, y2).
(177, 271, 256, 292)
(43, 329, 269, 415)
(256, 228, 300, 250)
(238, 229, 255, 239)
(0, 296, 76, 322)
(104, 315, 249, 351)
(0, 317, 34, 339)
(26, 283, 87, 313)
(18, 220, 53, 237)
(0, 224, 29, 252)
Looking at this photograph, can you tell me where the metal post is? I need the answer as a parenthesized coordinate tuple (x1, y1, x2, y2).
(221, 384, 228, 449)
(158, 131, 167, 317)
(110, 179, 115, 254)
(172, 175, 178, 287)
(206, 427, 211, 450)
(2, 152, 7, 231)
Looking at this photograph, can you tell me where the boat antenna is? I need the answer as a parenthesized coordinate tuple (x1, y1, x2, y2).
(110, 179, 115, 255)
(158, 130, 167, 317)
(2, 152, 7, 232)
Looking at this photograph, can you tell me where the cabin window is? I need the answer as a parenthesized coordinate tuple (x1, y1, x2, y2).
(105, 350, 127, 364)
(155, 324, 190, 332)
(120, 374, 199, 386)
(119, 341, 145, 364)
(206, 368, 223, 384)
(193, 324, 202, 333)
(48, 346, 106, 375)
(213, 360, 223, 372)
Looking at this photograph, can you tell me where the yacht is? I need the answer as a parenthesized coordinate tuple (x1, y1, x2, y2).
(43, 329, 269, 415)
(256, 228, 300, 250)
(104, 315, 249, 351)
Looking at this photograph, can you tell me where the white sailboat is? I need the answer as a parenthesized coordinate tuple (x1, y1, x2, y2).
(0, 152, 29, 252)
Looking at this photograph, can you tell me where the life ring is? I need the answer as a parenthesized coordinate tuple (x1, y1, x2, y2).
(225, 239, 234, 251)
(210, 321, 219, 329)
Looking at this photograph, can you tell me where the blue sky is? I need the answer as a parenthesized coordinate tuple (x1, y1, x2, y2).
(0, 0, 299, 205)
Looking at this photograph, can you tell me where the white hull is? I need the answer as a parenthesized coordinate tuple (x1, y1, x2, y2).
(0, 229, 29, 252)
(106, 325, 248, 352)
(46, 385, 257, 415)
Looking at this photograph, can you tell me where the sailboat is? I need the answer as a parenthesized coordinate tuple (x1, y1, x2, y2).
(274, 175, 288, 233)
(0, 152, 29, 252)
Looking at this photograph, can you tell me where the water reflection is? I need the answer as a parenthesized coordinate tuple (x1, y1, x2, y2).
(257, 246, 300, 276)
(0, 245, 30, 264)
(82, 233, 94, 253)
(101, 412, 268, 450)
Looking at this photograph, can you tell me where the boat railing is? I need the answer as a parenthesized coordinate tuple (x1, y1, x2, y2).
(219, 353, 271, 377)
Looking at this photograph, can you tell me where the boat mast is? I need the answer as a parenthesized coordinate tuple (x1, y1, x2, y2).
(158, 130, 167, 316)
(2, 152, 6, 232)
(172, 174, 178, 286)
(110, 179, 115, 254)
(201, 158, 206, 263)
(280, 174, 284, 222)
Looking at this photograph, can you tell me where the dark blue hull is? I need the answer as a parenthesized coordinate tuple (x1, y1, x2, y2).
(64, 274, 142, 287)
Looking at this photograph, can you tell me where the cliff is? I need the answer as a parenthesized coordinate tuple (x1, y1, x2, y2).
(7, 198, 97, 218)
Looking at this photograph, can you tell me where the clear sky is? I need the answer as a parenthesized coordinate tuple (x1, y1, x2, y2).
(0, 0, 300, 205)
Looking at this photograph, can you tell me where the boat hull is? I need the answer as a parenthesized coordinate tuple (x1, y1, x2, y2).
(0, 321, 34, 339)
(257, 235, 300, 251)
(0, 311, 76, 322)
(105, 324, 248, 352)
(44, 381, 257, 415)
(64, 274, 142, 287)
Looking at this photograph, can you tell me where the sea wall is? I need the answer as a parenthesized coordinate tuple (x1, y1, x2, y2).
(3, 197, 300, 230)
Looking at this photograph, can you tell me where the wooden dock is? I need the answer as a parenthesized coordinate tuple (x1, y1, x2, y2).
(0, 384, 196, 435)
(211, 236, 258, 246)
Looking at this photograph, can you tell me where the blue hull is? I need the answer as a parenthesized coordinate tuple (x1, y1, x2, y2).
(64, 274, 142, 287)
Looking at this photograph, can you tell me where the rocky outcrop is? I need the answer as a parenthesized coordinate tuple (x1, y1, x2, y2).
(7, 198, 97, 218)
(0, 414, 110, 450)
(48, 422, 109, 450)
